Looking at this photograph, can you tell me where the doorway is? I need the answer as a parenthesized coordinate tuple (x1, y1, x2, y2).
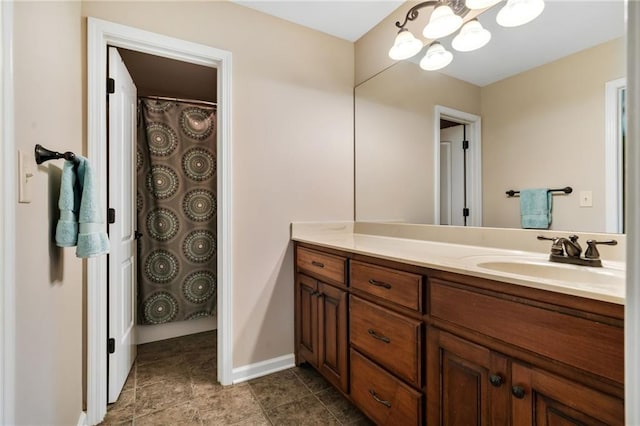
(87, 18, 232, 425)
(433, 105, 482, 227)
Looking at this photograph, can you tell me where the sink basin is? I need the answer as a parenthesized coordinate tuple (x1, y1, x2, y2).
(475, 259, 624, 286)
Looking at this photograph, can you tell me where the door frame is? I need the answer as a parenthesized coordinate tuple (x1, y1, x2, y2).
(604, 77, 626, 233)
(87, 18, 233, 425)
(0, 2, 15, 424)
(433, 106, 482, 227)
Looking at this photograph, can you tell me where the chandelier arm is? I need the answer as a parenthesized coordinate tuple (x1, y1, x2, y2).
(394, 0, 470, 30)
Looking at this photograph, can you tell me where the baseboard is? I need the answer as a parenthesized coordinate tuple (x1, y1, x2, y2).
(136, 317, 217, 344)
(232, 353, 295, 384)
(77, 411, 87, 426)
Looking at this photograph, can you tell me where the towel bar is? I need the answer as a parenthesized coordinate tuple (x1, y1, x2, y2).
(506, 187, 573, 197)
(34, 144, 79, 164)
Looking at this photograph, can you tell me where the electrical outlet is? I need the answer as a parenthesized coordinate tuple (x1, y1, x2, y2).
(579, 190, 593, 207)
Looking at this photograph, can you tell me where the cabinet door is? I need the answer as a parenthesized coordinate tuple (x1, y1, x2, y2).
(296, 274, 319, 367)
(511, 363, 624, 426)
(427, 328, 510, 426)
(318, 282, 349, 393)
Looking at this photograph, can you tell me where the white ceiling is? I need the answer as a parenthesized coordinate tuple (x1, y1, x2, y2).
(229, 0, 405, 42)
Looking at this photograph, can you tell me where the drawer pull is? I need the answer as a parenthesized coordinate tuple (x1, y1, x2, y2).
(368, 389, 391, 408)
(512, 385, 526, 399)
(367, 328, 391, 344)
(368, 278, 392, 289)
(489, 374, 503, 387)
(311, 261, 325, 268)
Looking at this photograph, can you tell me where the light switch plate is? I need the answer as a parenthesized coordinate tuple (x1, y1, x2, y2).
(579, 190, 593, 207)
(18, 149, 33, 203)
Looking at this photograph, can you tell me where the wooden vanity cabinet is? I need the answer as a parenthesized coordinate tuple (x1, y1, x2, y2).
(427, 274, 624, 426)
(294, 242, 625, 425)
(295, 247, 349, 393)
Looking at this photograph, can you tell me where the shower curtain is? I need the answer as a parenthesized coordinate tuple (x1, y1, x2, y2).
(136, 98, 217, 325)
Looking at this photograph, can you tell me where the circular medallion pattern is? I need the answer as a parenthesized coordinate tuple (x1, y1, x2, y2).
(146, 122, 178, 156)
(182, 189, 216, 222)
(143, 99, 174, 113)
(186, 310, 214, 321)
(144, 249, 179, 283)
(182, 148, 215, 181)
(146, 208, 179, 241)
(146, 165, 179, 200)
(136, 146, 144, 172)
(180, 107, 215, 140)
(182, 271, 217, 304)
(183, 230, 216, 263)
(143, 292, 179, 324)
(136, 191, 143, 213)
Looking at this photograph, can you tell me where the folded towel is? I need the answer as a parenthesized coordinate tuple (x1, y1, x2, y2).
(55, 156, 110, 258)
(520, 188, 552, 229)
(55, 160, 80, 246)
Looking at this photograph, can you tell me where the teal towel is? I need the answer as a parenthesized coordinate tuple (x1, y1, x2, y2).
(55, 160, 80, 246)
(520, 188, 552, 229)
(55, 156, 110, 258)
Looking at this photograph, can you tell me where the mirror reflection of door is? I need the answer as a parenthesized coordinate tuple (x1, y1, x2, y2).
(440, 120, 470, 226)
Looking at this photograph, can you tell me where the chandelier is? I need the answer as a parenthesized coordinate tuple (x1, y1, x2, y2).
(389, 0, 545, 71)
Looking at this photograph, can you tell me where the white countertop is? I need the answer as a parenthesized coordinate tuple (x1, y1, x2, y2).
(291, 222, 625, 305)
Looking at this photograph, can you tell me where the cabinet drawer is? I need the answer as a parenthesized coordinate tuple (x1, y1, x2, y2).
(351, 260, 423, 311)
(296, 247, 346, 285)
(350, 296, 422, 387)
(429, 279, 624, 384)
(350, 349, 422, 426)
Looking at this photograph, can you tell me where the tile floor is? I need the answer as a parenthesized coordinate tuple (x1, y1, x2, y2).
(100, 331, 373, 425)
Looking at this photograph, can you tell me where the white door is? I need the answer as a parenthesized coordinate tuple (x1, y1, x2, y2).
(107, 46, 137, 403)
(440, 124, 468, 226)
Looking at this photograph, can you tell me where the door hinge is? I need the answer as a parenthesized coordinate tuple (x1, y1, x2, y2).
(107, 208, 116, 224)
(107, 78, 115, 94)
(107, 338, 115, 354)
(462, 140, 469, 150)
(463, 207, 470, 217)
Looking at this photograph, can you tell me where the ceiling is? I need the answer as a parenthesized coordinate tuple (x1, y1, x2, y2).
(229, 0, 405, 42)
(231, 0, 625, 86)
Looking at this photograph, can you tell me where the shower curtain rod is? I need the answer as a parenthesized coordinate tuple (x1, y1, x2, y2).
(141, 95, 217, 107)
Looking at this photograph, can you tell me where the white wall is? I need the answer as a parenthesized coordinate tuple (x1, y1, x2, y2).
(13, 2, 84, 424)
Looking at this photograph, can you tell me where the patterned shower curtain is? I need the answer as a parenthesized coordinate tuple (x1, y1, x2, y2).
(136, 98, 217, 325)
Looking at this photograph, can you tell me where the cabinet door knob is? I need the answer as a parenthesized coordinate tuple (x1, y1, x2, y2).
(511, 385, 526, 399)
(368, 389, 391, 408)
(311, 261, 325, 268)
(489, 374, 503, 387)
(367, 329, 391, 343)
(309, 290, 319, 296)
(368, 278, 392, 289)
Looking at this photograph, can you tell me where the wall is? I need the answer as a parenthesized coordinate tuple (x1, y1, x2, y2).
(81, 1, 354, 368)
(13, 2, 84, 425)
(355, 61, 481, 223)
(481, 38, 625, 231)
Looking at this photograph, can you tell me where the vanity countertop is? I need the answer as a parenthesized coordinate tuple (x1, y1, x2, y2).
(291, 222, 625, 305)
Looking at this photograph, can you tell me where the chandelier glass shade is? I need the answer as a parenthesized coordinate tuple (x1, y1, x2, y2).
(420, 41, 454, 70)
(389, 29, 425, 60)
(423, 5, 464, 39)
(496, 0, 545, 27)
(452, 19, 491, 52)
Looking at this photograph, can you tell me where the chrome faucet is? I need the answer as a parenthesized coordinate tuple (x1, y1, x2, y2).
(537, 235, 617, 267)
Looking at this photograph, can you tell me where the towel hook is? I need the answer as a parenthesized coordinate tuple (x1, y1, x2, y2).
(34, 144, 79, 164)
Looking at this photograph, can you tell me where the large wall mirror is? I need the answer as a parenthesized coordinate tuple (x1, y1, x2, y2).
(355, 1, 626, 234)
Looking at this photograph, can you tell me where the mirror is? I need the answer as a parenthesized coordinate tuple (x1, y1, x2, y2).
(355, 1, 626, 233)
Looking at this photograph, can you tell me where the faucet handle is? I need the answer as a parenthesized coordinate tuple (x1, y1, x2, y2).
(585, 239, 618, 260)
(537, 235, 564, 255)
